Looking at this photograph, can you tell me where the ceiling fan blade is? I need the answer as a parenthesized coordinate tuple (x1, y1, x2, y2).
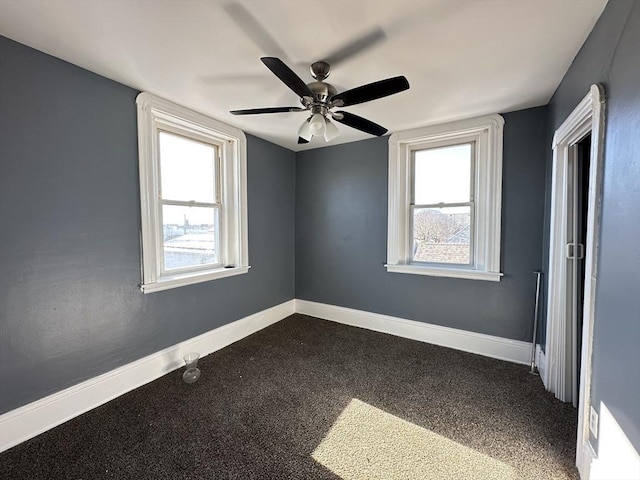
(333, 111, 388, 136)
(230, 107, 306, 115)
(322, 27, 386, 66)
(298, 137, 310, 144)
(261, 57, 314, 98)
(223, 3, 289, 60)
(331, 76, 409, 107)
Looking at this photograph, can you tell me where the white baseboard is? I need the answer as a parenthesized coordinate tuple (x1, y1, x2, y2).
(587, 402, 640, 480)
(295, 300, 531, 365)
(536, 344, 547, 385)
(577, 438, 597, 480)
(0, 299, 295, 453)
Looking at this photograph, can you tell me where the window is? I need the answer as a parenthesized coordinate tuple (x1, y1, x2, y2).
(387, 114, 504, 281)
(136, 93, 248, 293)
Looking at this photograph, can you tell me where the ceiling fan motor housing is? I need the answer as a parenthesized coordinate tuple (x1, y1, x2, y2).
(304, 81, 338, 112)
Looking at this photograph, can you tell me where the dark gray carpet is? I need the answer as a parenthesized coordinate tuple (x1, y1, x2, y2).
(0, 314, 578, 479)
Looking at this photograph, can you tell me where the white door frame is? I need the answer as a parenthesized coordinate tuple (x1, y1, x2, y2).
(544, 84, 605, 478)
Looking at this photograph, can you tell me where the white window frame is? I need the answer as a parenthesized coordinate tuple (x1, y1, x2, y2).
(386, 114, 504, 281)
(136, 92, 249, 293)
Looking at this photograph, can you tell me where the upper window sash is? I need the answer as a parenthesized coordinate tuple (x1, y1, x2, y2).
(410, 141, 476, 205)
(157, 127, 222, 203)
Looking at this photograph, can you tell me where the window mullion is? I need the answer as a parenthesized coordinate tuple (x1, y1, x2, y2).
(160, 199, 220, 209)
(412, 202, 473, 209)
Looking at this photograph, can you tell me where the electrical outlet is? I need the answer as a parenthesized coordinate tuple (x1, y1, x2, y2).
(590, 406, 599, 438)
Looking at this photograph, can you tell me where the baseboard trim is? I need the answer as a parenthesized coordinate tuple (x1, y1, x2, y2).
(0, 299, 295, 453)
(536, 344, 547, 385)
(295, 300, 531, 365)
(586, 402, 640, 480)
(577, 438, 596, 480)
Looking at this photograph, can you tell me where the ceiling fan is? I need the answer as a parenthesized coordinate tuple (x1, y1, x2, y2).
(230, 57, 410, 144)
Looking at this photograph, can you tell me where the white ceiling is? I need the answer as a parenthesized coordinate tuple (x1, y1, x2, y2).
(0, 0, 607, 152)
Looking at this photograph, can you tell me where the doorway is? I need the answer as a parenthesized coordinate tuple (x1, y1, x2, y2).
(544, 84, 605, 477)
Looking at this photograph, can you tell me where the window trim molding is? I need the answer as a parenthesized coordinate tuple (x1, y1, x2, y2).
(136, 92, 249, 293)
(386, 114, 504, 281)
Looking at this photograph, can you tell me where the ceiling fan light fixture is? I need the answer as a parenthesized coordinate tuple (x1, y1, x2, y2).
(298, 118, 313, 141)
(309, 113, 326, 136)
(324, 118, 340, 142)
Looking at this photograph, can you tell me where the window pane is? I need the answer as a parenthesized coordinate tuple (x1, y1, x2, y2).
(414, 144, 472, 205)
(413, 206, 471, 265)
(163, 205, 219, 270)
(159, 131, 216, 203)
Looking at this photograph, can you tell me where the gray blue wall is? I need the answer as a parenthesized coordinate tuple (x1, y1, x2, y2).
(544, 0, 640, 453)
(2, 1, 638, 459)
(0, 36, 296, 414)
(296, 106, 548, 342)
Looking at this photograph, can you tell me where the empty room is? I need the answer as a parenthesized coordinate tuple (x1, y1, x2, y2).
(0, 0, 638, 479)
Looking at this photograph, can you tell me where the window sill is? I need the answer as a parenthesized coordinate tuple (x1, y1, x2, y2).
(385, 264, 502, 282)
(140, 266, 250, 294)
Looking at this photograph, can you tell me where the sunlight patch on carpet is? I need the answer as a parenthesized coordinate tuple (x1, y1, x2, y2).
(312, 398, 517, 480)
